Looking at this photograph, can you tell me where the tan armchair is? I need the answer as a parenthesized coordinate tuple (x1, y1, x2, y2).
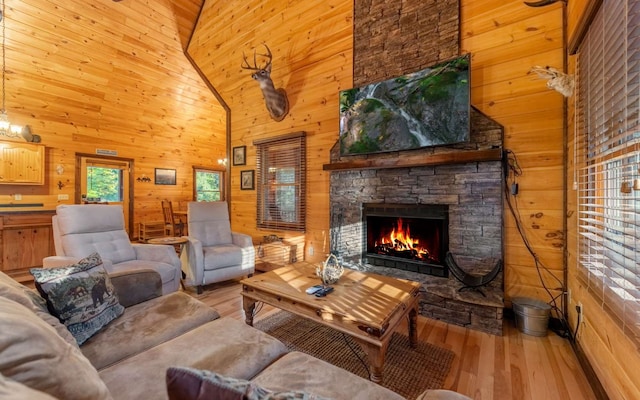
(43, 204, 181, 295)
(184, 201, 255, 294)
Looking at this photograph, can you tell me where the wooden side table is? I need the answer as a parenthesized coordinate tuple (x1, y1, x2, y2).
(147, 237, 189, 287)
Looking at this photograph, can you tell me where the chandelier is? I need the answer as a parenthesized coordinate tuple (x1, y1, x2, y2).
(0, 0, 22, 138)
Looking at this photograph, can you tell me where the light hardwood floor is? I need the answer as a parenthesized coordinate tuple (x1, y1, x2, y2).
(185, 279, 597, 400)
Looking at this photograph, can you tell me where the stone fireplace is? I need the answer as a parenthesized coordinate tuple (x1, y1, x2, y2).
(326, 0, 504, 335)
(326, 109, 505, 335)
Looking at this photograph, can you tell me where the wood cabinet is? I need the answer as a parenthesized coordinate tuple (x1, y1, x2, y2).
(0, 211, 55, 284)
(0, 141, 45, 185)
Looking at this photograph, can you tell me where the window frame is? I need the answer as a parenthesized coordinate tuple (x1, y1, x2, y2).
(192, 166, 225, 202)
(575, 0, 640, 345)
(254, 132, 307, 232)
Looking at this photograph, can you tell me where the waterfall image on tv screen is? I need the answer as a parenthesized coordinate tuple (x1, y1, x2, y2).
(339, 54, 470, 156)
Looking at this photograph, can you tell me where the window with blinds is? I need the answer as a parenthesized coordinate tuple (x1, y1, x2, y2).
(576, 0, 640, 343)
(255, 132, 306, 232)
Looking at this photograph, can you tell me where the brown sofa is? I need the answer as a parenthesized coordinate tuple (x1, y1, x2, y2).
(0, 269, 467, 400)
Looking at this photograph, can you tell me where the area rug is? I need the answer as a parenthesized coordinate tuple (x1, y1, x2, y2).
(254, 311, 454, 400)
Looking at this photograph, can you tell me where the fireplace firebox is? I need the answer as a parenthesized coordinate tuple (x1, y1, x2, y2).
(363, 203, 448, 277)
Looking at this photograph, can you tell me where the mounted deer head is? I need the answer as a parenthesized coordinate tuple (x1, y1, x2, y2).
(241, 44, 289, 121)
(528, 65, 575, 97)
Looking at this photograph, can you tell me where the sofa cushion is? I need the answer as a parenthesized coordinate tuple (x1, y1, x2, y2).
(0, 296, 112, 400)
(166, 367, 330, 400)
(31, 253, 125, 345)
(0, 271, 78, 347)
(251, 352, 405, 400)
(0, 373, 59, 400)
(61, 230, 136, 264)
(203, 244, 243, 270)
(108, 258, 178, 289)
(82, 291, 220, 370)
(99, 317, 288, 400)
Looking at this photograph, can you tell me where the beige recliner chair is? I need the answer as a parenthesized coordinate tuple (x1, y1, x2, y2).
(43, 204, 181, 295)
(184, 201, 255, 294)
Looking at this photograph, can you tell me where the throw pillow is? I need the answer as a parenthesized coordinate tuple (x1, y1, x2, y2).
(166, 367, 331, 400)
(30, 253, 124, 345)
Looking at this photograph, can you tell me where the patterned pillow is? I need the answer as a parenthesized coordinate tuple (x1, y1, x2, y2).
(166, 367, 331, 400)
(30, 253, 124, 345)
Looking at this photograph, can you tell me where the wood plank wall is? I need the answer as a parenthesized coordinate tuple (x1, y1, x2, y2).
(187, 0, 354, 261)
(0, 0, 226, 234)
(188, 0, 566, 301)
(461, 1, 565, 305)
(566, 2, 640, 399)
(4, 0, 634, 396)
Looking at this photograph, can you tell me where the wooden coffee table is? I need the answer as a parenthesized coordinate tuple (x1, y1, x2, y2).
(241, 263, 421, 383)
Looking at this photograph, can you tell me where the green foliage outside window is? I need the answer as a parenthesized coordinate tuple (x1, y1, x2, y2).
(87, 167, 122, 202)
(195, 170, 221, 201)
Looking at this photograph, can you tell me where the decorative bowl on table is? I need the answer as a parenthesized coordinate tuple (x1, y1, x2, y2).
(315, 254, 344, 286)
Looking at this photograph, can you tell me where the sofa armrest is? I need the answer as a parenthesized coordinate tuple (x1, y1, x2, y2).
(231, 232, 253, 248)
(43, 256, 114, 271)
(132, 243, 181, 269)
(109, 269, 162, 307)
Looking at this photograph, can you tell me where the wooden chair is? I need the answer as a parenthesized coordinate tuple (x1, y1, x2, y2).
(161, 200, 184, 237)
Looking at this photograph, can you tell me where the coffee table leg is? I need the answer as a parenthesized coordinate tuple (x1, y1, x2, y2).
(408, 306, 418, 348)
(242, 297, 256, 326)
(355, 339, 388, 384)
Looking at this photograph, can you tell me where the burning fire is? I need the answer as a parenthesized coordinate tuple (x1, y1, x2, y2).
(374, 218, 431, 260)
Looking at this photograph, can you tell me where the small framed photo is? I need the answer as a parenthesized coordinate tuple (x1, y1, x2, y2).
(154, 168, 177, 185)
(233, 146, 246, 166)
(240, 170, 255, 190)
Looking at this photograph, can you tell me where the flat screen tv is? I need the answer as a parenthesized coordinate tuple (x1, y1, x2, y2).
(339, 54, 470, 156)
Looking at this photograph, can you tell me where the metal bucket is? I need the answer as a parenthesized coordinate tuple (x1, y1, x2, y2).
(512, 297, 551, 337)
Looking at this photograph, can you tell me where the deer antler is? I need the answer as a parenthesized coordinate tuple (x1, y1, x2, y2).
(241, 44, 272, 71)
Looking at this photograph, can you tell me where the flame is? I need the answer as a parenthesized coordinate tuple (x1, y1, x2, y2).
(374, 218, 430, 259)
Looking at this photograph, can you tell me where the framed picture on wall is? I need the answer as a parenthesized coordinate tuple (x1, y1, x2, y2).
(155, 168, 176, 185)
(233, 146, 246, 166)
(240, 170, 254, 190)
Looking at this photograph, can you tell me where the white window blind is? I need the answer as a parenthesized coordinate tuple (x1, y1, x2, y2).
(255, 132, 306, 232)
(576, 0, 640, 344)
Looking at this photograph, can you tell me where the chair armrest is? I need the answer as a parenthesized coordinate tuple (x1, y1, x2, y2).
(132, 243, 180, 268)
(109, 269, 162, 307)
(183, 237, 204, 287)
(43, 256, 114, 271)
(231, 232, 253, 248)
(231, 232, 256, 274)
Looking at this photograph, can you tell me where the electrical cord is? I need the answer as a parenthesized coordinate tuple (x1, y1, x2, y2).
(503, 149, 571, 339)
(251, 302, 264, 318)
(340, 332, 370, 378)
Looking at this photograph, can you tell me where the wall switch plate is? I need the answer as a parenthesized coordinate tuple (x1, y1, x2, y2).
(14, 194, 22, 200)
(308, 246, 314, 256)
(58, 194, 69, 200)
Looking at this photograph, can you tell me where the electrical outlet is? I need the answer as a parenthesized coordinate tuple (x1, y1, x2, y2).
(567, 289, 572, 305)
(58, 194, 69, 200)
(577, 302, 585, 324)
(14, 194, 22, 200)
(308, 246, 314, 256)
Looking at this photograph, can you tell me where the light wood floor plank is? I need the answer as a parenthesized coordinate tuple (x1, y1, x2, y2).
(185, 280, 597, 400)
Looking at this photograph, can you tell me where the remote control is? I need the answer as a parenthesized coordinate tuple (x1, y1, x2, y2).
(315, 286, 334, 297)
(305, 285, 324, 295)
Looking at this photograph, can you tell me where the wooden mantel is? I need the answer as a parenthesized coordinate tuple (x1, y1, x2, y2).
(322, 147, 504, 172)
